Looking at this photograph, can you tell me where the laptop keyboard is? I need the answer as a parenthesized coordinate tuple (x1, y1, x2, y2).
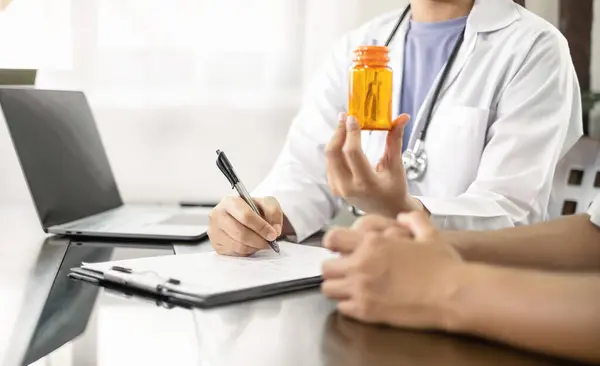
(64, 209, 170, 232)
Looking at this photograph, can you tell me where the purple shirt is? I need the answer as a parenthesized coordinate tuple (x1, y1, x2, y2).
(400, 16, 468, 150)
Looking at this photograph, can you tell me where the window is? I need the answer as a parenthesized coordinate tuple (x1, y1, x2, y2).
(0, 0, 72, 70)
(79, 0, 307, 108)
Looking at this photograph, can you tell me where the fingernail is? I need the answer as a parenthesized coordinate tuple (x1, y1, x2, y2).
(392, 114, 410, 127)
(338, 112, 347, 122)
(346, 116, 360, 131)
(273, 224, 282, 236)
(266, 229, 277, 241)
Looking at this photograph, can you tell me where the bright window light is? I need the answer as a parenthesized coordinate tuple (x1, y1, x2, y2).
(88, 0, 306, 107)
(0, 0, 72, 70)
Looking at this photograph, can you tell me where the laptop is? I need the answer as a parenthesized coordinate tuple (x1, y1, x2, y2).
(0, 88, 209, 241)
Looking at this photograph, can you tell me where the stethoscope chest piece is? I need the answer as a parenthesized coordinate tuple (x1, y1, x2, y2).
(402, 138, 427, 181)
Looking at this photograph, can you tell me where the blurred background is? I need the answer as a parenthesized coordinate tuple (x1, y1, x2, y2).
(0, 0, 599, 211)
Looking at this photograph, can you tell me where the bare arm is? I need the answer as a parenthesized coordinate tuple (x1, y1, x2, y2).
(443, 214, 600, 271)
(323, 212, 600, 363)
(445, 264, 600, 364)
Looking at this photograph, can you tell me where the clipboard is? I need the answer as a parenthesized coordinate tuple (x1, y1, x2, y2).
(68, 242, 336, 309)
(68, 268, 196, 309)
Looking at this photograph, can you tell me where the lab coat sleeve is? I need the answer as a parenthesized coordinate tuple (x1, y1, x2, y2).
(251, 37, 352, 242)
(588, 194, 600, 228)
(416, 30, 583, 231)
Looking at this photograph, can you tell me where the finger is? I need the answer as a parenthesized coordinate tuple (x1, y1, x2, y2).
(337, 301, 363, 321)
(396, 211, 437, 241)
(325, 114, 352, 190)
(327, 112, 348, 151)
(391, 113, 411, 129)
(223, 197, 278, 242)
(255, 197, 283, 236)
(211, 226, 259, 257)
(207, 225, 222, 251)
(343, 116, 374, 182)
(322, 257, 353, 279)
(216, 209, 270, 250)
(323, 228, 364, 254)
(382, 225, 412, 239)
(385, 114, 411, 162)
(351, 215, 398, 233)
(321, 279, 351, 301)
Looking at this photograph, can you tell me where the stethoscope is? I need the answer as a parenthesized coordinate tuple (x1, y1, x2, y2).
(385, 5, 466, 181)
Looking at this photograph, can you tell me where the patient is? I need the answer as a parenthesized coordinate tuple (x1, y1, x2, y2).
(321, 195, 600, 364)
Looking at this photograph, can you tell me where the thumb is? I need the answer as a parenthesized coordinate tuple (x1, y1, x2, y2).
(385, 114, 411, 160)
(396, 211, 437, 241)
(255, 197, 284, 236)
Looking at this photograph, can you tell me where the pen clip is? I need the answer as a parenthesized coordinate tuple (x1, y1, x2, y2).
(216, 149, 239, 188)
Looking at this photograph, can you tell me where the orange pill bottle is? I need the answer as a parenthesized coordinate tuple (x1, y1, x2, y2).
(348, 46, 393, 130)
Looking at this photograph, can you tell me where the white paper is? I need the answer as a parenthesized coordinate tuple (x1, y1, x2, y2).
(82, 242, 337, 297)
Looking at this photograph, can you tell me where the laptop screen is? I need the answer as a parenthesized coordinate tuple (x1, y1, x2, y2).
(0, 88, 123, 228)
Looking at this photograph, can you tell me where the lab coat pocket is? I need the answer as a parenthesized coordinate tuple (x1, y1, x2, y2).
(423, 105, 490, 196)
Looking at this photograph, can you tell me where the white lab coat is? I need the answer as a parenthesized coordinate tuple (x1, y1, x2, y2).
(253, 0, 583, 242)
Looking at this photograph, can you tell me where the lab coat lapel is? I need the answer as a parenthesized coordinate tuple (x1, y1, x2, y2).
(435, 30, 478, 102)
(438, 0, 520, 98)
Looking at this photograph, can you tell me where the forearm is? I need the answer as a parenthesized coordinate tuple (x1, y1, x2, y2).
(443, 214, 600, 271)
(443, 264, 600, 364)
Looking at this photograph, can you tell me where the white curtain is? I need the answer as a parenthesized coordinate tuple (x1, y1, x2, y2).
(0, 0, 71, 69)
(34, 0, 336, 107)
(41, 0, 308, 108)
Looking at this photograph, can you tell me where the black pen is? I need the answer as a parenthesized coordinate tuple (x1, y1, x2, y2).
(178, 201, 218, 208)
(215, 149, 280, 254)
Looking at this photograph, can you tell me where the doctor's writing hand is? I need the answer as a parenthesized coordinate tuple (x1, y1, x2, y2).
(321, 212, 463, 330)
(208, 196, 283, 257)
(325, 113, 422, 218)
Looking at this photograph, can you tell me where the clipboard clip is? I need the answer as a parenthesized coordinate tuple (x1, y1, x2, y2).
(103, 287, 177, 310)
(107, 266, 182, 294)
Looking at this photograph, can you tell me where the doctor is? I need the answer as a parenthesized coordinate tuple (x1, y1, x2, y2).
(207, 0, 582, 256)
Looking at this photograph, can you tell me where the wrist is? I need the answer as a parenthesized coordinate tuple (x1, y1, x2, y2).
(434, 262, 477, 333)
(364, 196, 426, 218)
(399, 196, 427, 213)
(440, 230, 467, 257)
(440, 230, 481, 262)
